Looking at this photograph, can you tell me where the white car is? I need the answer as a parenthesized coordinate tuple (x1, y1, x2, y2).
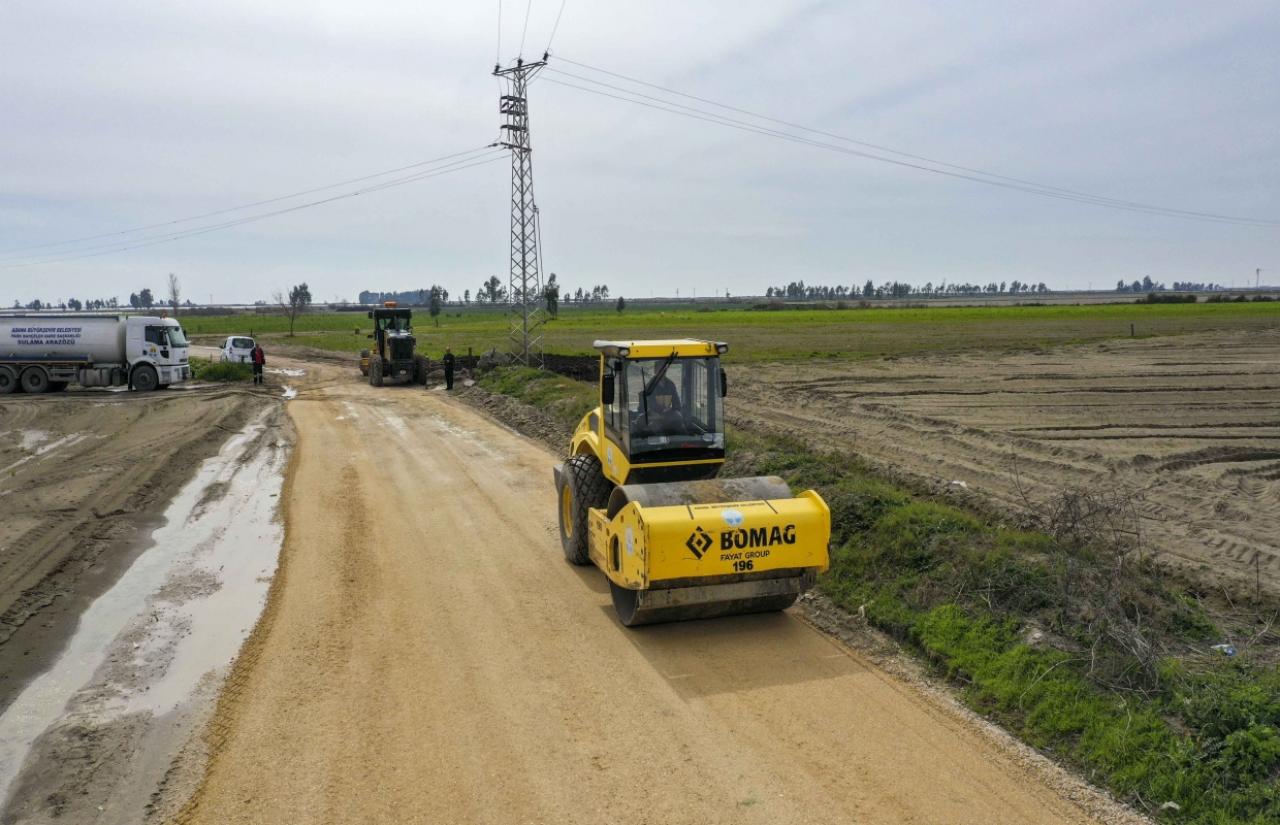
(219, 336, 256, 363)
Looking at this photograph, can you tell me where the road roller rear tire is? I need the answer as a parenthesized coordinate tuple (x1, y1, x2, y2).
(559, 453, 610, 565)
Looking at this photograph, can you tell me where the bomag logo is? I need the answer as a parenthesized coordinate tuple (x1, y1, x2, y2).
(685, 526, 713, 560)
(720, 524, 796, 550)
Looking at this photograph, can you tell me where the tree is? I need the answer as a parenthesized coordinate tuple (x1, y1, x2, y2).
(1142, 275, 1154, 292)
(67, 298, 82, 311)
(138, 288, 154, 308)
(428, 285, 444, 326)
(167, 273, 181, 315)
(616, 295, 626, 314)
(544, 273, 560, 318)
(274, 282, 312, 336)
(463, 289, 471, 304)
(863, 280, 874, 298)
(478, 275, 506, 303)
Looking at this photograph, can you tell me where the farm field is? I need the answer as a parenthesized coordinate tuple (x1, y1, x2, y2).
(732, 327, 1280, 597)
(181, 300, 1280, 362)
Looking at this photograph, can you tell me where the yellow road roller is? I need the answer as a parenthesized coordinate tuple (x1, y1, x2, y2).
(554, 339, 831, 626)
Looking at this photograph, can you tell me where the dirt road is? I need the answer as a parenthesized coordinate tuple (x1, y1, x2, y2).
(175, 358, 1127, 825)
(737, 329, 1280, 598)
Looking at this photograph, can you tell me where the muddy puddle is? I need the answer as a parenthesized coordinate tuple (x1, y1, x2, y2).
(0, 408, 290, 823)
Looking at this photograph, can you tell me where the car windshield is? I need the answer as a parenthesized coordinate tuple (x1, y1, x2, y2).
(231, 337, 254, 349)
(166, 325, 190, 347)
(621, 356, 724, 456)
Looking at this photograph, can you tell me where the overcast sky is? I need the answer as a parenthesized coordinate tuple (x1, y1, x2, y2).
(2, 0, 1277, 304)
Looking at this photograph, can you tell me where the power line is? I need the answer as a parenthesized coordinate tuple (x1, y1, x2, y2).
(519, 0, 533, 58)
(3, 151, 507, 269)
(0, 145, 498, 258)
(540, 75, 1278, 227)
(545, 0, 568, 54)
(549, 58, 1280, 228)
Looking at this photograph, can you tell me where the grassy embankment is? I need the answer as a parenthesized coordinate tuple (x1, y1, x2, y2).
(474, 365, 1279, 825)
(181, 300, 1280, 363)
(189, 358, 252, 382)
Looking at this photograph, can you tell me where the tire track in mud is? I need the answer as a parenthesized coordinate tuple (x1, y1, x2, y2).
(0, 389, 278, 713)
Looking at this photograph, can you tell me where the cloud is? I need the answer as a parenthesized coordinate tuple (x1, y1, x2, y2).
(1, 0, 1276, 303)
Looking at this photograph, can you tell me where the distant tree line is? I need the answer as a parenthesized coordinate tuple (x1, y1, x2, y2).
(1115, 277, 1224, 293)
(765, 279, 1050, 300)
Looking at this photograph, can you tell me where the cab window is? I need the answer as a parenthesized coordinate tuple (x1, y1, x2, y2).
(145, 326, 167, 345)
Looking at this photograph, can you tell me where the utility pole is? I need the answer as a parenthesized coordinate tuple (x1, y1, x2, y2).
(1258, 268, 1263, 289)
(494, 56, 547, 368)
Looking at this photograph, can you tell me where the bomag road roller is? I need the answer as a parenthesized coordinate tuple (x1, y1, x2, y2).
(554, 339, 831, 626)
(360, 302, 417, 386)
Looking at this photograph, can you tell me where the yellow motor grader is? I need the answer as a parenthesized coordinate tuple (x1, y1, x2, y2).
(554, 339, 831, 626)
(359, 302, 418, 386)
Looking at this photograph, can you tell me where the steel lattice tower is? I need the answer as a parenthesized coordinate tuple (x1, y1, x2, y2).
(494, 57, 547, 367)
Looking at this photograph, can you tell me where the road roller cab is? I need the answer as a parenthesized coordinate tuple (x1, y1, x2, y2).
(554, 339, 831, 626)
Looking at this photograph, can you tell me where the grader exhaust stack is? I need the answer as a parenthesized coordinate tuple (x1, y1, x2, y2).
(553, 340, 831, 626)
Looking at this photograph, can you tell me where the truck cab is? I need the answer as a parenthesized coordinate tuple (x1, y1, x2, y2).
(126, 317, 191, 389)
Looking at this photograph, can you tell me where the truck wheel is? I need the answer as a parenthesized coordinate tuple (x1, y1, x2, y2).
(559, 453, 612, 565)
(0, 367, 17, 395)
(370, 357, 383, 387)
(20, 367, 50, 394)
(132, 365, 159, 392)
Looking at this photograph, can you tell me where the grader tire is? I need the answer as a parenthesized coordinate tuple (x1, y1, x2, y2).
(559, 453, 611, 565)
(370, 357, 384, 387)
(359, 349, 370, 377)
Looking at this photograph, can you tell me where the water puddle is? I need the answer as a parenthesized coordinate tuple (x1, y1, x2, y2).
(282, 386, 297, 400)
(0, 410, 288, 805)
(0, 433, 92, 474)
(267, 368, 306, 377)
(17, 430, 49, 451)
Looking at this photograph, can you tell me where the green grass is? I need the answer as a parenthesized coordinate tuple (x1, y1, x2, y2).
(179, 301, 1280, 363)
(190, 358, 253, 382)
(477, 366, 596, 431)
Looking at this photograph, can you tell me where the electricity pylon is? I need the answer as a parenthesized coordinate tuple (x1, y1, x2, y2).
(494, 56, 547, 367)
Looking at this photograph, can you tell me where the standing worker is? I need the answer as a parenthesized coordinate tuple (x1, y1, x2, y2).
(251, 342, 266, 385)
(442, 347, 456, 391)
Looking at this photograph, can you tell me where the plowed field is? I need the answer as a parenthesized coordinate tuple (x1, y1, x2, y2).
(735, 329, 1280, 597)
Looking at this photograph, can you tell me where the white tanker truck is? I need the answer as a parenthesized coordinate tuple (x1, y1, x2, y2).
(0, 314, 191, 394)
